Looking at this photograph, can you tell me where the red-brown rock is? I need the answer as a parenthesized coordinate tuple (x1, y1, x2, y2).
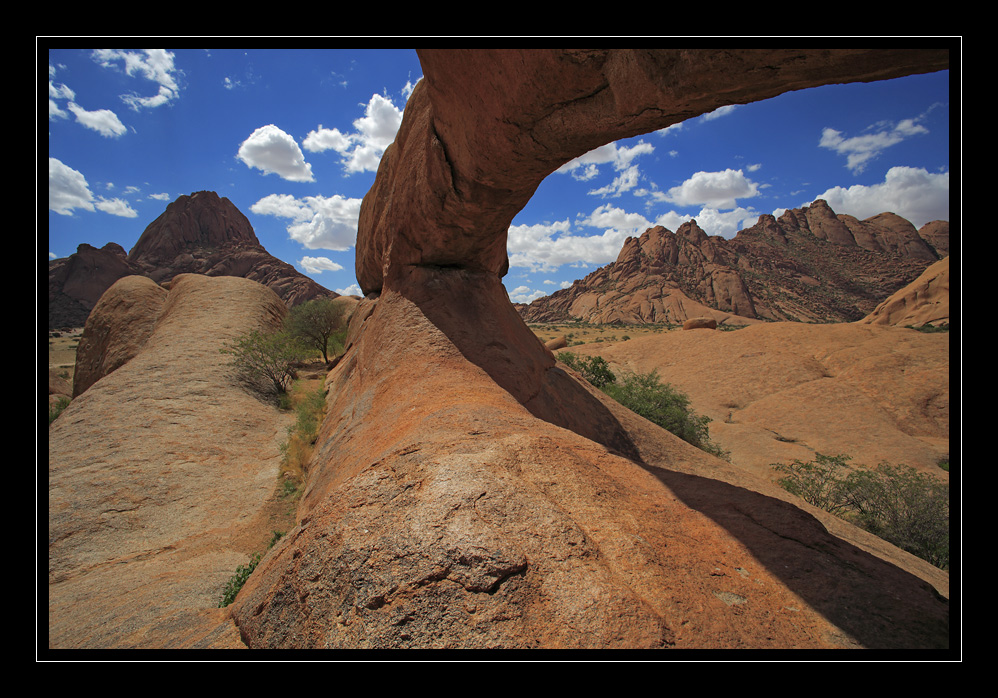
(234, 49, 951, 650)
(521, 201, 947, 326)
(683, 316, 717, 330)
(48, 191, 338, 329)
(859, 256, 950, 328)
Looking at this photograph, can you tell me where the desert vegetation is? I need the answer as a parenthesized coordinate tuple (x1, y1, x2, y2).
(277, 381, 328, 496)
(772, 454, 950, 569)
(220, 298, 348, 398)
(558, 350, 728, 459)
(283, 298, 349, 363)
(219, 530, 286, 607)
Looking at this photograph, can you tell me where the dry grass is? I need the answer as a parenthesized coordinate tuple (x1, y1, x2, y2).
(278, 373, 328, 494)
(47, 328, 84, 383)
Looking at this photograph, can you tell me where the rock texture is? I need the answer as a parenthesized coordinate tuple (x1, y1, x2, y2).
(71, 275, 168, 397)
(47, 48, 952, 652)
(859, 256, 950, 328)
(48, 274, 293, 649)
(231, 49, 951, 650)
(357, 49, 948, 297)
(568, 322, 949, 482)
(520, 201, 949, 325)
(48, 242, 136, 330)
(47, 191, 336, 329)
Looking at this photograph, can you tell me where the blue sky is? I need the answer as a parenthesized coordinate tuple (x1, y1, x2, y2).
(46, 47, 951, 304)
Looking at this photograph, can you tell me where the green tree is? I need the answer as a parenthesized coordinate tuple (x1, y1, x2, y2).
(772, 453, 854, 514)
(220, 329, 310, 395)
(842, 463, 950, 569)
(556, 351, 616, 388)
(284, 298, 348, 363)
(602, 370, 724, 457)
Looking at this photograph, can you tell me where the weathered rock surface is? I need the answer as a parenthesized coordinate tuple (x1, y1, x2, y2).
(233, 50, 951, 650)
(859, 256, 950, 328)
(48, 242, 136, 330)
(47, 48, 952, 652)
(568, 321, 949, 481)
(48, 274, 293, 649)
(47, 191, 337, 329)
(231, 281, 949, 650)
(521, 201, 948, 325)
(358, 48, 948, 297)
(71, 275, 168, 397)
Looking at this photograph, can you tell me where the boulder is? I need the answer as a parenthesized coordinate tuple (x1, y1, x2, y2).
(72, 275, 168, 397)
(683, 316, 717, 330)
(544, 335, 568, 351)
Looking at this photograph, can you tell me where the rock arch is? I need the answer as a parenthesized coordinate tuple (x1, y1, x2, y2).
(357, 48, 949, 295)
(230, 48, 953, 650)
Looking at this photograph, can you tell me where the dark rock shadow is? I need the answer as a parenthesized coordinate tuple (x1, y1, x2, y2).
(395, 266, 950, 651)
(643, 466, 950, 651)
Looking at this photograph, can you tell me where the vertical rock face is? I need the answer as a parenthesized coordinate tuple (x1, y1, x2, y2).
(230, 49, 951, 650)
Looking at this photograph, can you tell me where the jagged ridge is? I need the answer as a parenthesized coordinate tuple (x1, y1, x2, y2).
(519, 199, 949, 325)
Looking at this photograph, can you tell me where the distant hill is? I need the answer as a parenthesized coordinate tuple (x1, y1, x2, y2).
(48, 191, 337, 329)
(518, 199, 949, 326)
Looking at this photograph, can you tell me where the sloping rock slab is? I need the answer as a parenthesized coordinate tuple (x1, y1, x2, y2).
(47, 274, 293, 650)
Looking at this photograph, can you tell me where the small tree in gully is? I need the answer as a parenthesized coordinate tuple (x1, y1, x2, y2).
(284, 298, 348, 363)
(220, 329, 311, 396)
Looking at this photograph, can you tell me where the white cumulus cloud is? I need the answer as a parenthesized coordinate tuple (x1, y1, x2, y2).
(506, 285, 547, 304)
(65, 102, 127, 138)
(251, 193, 361, 250)
(304, 92, 405, 173)
(49, 158, 95, 215)
(659, 168, 760, 210)
(94, 197, 138, 217)
(814, 166, 949, 228)
(237, 125, 315, 182)
(299, 256, 344, 274)
(507, 204, 656, 273)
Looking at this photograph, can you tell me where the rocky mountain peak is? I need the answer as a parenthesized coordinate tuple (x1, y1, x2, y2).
(49, 191, 337, 329)
(128, 191, 262, 268)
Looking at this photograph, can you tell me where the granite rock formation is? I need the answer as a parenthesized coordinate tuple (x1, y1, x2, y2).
(48, 242, 136, 330)
(567, 321, 950, 481)
(520, 200, 949, 325)
(47, 191, 336, 329)
(229, 49, 951, 650)
(859, 256, 950, 328)
(71, 275, 168, 397)
(48, 274, 294, 649)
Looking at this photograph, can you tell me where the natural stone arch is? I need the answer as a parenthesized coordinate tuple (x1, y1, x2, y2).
(230, 49, 953, 650)
(357, 48, 949, 296)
